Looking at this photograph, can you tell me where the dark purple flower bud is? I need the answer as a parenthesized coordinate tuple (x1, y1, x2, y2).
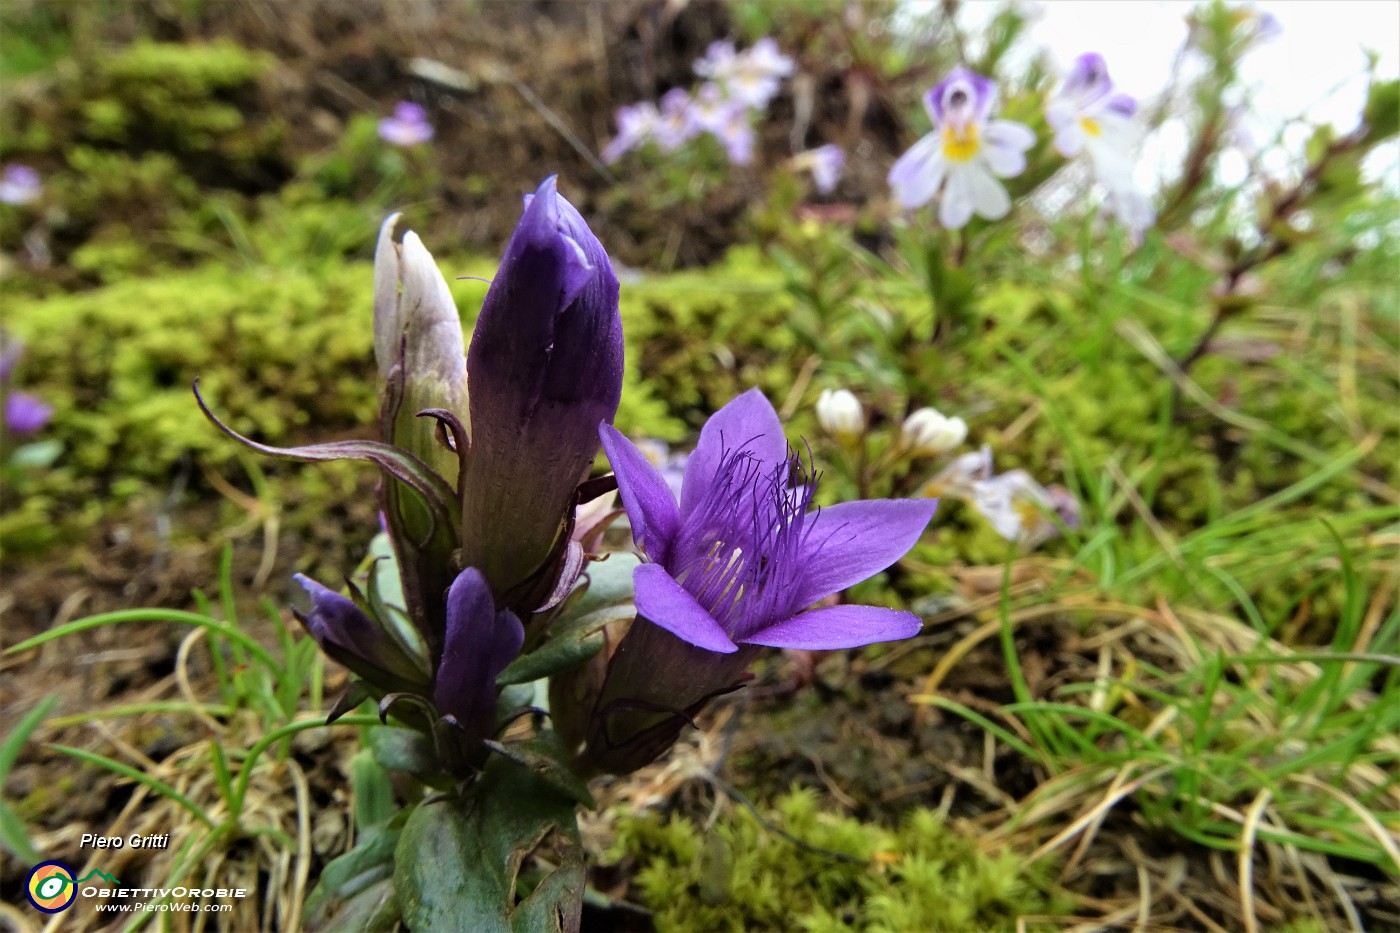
(4, 392, 52, 435)
(294, 574, 429, 692)
(575, 389, 936, 774)
(460, 177, 623, 608)
(434, 567, 524, 756)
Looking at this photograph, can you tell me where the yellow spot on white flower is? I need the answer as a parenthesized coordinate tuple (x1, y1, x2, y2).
(941, 124, 980, 161)
(1079, 117, 1102, 137)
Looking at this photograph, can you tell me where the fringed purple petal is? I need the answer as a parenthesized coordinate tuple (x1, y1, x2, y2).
(680, 388, 786, 518)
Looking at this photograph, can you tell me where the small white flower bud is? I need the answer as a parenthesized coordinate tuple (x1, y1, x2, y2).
(816, 389, 864, 441)
(901, 408, 967, 457)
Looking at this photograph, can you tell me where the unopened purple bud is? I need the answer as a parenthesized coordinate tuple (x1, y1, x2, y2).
(433, 567, 524, 753)
(294, 574, 429, 691)
(460, 177, 623, 607)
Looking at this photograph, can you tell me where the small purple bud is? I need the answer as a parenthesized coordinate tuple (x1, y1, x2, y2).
(294, 574, 429, 691)
(433, 567, 524, 754)
(460, 177, 623, 608)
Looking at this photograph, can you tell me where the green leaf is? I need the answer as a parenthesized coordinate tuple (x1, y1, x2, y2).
(0, 800, 39, 864)
(495, 611, 614, 686)
(497, 556, 638, 685)
(394, 756, 584, 933)
(352, 749, 396, 831)
(483, 734, 596, 808)
(1363, 78, 1399, 141)
(368, 726, 438, 778)
(303, 821, 403, 932)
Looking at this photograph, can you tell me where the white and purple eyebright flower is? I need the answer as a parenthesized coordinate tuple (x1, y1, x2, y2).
(655, 88, 699, 152)
(713, 106, 757, 165)
(377, 101, 434, 147)
(0, 164, 41, 205)
(970, 470, 1081, 549)
(1046, 54, 1154, 235)
(796, 145, 845, 194)
(602, 101, 662, 164)
(695, 37, 793, 109)
(600, 388, 936, 655)
(888, 67, 1035, 228)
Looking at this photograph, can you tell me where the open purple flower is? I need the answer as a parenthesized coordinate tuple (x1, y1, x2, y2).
(378, 101, 434, 147)
(575, 389, 935, 774)
(600, 388, 935, 653)
(1046, 54, 1154, 236)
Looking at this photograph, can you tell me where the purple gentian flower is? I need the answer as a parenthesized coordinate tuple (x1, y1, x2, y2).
(0, 164, 41, 205)
(602, 101, 661, 164)
(577, 389, 935, 774)
(1046, 54, 1154, 235)
(888, 67, 1035, 228)
(4, 392, 52, 435)
(600, 389, 935, 653)
(378, 101, 434, 147)
(459, 177, 624, 607)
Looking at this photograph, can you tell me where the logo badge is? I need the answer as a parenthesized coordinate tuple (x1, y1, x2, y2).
(26, 861, 78, 913)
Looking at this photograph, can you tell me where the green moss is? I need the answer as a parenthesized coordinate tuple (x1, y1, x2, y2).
(0, 39, 286, 288)
(608, 789, 1071, 932)
(1, 251, 683, 554)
